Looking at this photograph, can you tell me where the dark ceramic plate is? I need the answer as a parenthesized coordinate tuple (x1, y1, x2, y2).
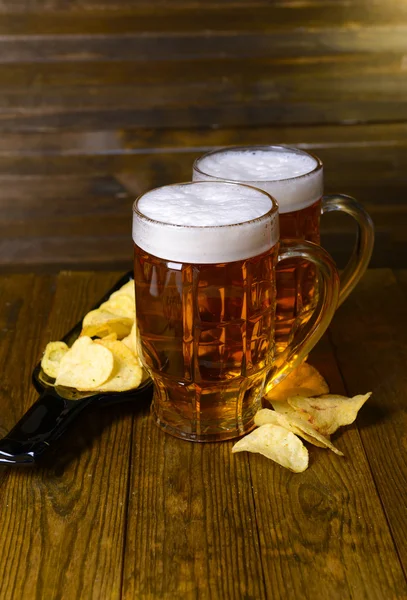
(0, 272, 153, 466)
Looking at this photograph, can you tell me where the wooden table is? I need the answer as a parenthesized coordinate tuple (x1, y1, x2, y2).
(0, 269, 406, 600)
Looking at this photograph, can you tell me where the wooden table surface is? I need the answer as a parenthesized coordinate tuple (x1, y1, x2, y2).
(0, 269, 406, 600)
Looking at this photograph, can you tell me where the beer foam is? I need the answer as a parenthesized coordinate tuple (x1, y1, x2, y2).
(133, 182, 279, 264)
(193, 147, 323, 213)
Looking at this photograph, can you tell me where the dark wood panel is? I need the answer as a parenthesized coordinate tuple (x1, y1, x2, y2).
(0, 145, 403, 197)
(0, 27, 406, 64)
(1, 102, 406, 133)
(0, 184, 400, 270)
(0, 214, 132, 238)
(0, 55, 403, 87)
(0, 180, 131, 218)
(0, 3, 406, 35)
(0, 2, 403, 271)
(1, 104, 406, 133)
(0, 122, 405, 156)
(121, 122, 407, 150)
(0, 174, 126, 200)
(0, 218, 398, 271)
(0, 110, 403, 270)
(0, 236, 133, 269)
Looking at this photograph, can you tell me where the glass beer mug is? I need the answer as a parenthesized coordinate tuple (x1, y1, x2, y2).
(193, 146, 374, 351)
(133, 181, 339, 442)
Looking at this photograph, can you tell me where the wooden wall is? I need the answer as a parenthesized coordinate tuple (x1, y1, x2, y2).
(0, 0, 406, 271)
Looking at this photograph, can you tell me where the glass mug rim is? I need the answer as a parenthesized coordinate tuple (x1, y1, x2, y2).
(193, 144, 323, 185)
(132, 180, 280, 264)
(133, 179, 279, 229)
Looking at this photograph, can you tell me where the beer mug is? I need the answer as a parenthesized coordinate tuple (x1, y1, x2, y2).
(133, 181, 339, 442)
(193, 146, 374, 351)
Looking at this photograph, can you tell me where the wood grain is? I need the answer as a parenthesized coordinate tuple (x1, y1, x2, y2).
(0, 27, 406, 64)
(329, 269, 407, 574)
(0, 270, 407, 599)
(0, 272, 135, 599)
(0, 168, 401, 271)
(123, 413, 266, 599)
(0, 58, 404, 131)
(0, 122, 406, 155)
(0, 1, 404, 269)
(0, 2, 406, 35)
(243, 335, 407, 600)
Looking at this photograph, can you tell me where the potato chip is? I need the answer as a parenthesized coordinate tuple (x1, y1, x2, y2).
(110, 280, 135, 301)
(93, 339, 143, 392)
(255, 408, 344, 456)
(269, 400, 300, 418)
(99, 294, 135, 320)
(102, 332, 118, 342)
(232, 424, 309, 473)
(122, 323, 138, 355)
(41, 341, 69, 379)
(288, 393, 371, 436)
(256, 405, 327, 448)
(81, 309, 133, 339)
(55, 336, 114, 390)
(264, 362, 329, 402)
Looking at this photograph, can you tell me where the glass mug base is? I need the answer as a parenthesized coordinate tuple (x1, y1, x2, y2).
(150, 373, 265, 442)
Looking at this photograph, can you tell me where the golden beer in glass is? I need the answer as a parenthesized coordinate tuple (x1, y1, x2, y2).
(133, 181, 339, 441)
(193, 146, 374, 351)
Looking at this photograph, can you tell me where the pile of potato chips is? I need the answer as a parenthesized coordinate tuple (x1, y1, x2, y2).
(233, 363, 371, 472)
(41, 280, 146, 393)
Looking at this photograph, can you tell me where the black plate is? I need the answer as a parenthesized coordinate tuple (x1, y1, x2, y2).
(0, 272, 153, 466)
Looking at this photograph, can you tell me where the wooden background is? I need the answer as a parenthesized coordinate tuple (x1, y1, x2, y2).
(0, 0, 406, 272)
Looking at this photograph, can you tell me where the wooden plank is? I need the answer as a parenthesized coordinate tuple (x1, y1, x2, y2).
(0, 194, 404, 241)
(329, 269, 407, 573)
(1, 101, 406, 132)
(0, 274, 55, 439)
(0, 174, 127, 202)
(0, 141, 405, 182)
(0, 3, 407, 35)
(0, 145, 403, 200)
(0, 26, 406, 64)
(0, 271, 135, 599)
(0, 213, 132, 238)
(0, 236, 133, 269)
(2, 0, 378, 7)
(123, 414, 267, 598)
(121, 122, 407, 151)
(0, 55, 403, 88)
(0, 122, 406, 156)
(246, 334, 407, 599)
(324, 238, 407, 270)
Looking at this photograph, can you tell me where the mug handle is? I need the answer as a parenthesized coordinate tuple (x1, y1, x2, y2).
(264, 240, 340, 393)
(322, 194, 374, 306)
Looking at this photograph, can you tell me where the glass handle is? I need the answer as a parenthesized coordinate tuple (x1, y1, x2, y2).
(264, 240, 340, 393)
(322, 194, 374, 306)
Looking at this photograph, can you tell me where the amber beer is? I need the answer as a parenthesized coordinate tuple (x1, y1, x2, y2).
(277, 199, 321, 345)
(133, 182, 280, 442)
(193, 146, 324, 350)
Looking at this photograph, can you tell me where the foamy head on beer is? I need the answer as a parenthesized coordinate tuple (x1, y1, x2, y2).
(133, 181, 279, 264)
(193, 147, 323, 214)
